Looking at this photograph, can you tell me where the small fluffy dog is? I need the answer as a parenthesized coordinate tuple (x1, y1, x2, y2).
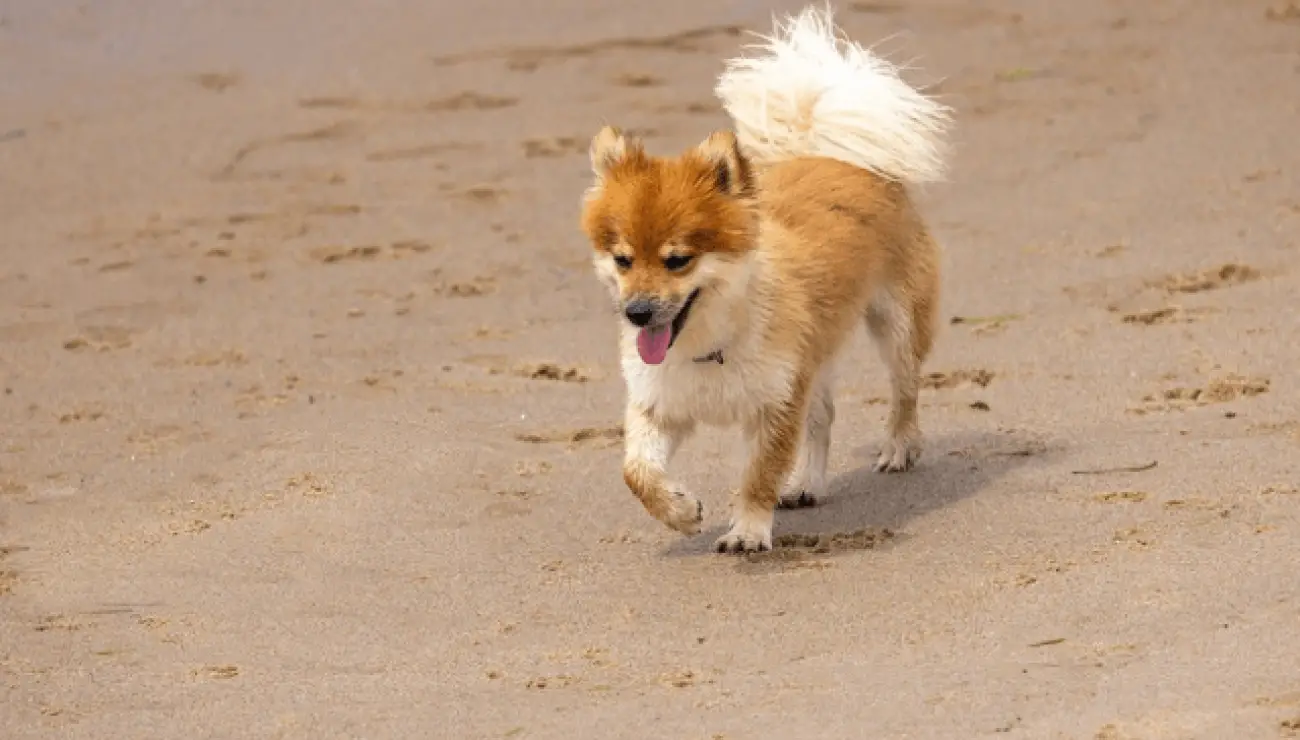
(578, 5, 952, 553)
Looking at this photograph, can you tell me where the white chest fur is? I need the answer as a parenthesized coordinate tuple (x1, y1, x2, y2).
(621, 339, 796, 427)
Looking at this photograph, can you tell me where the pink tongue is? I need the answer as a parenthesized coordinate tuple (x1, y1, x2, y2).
(636, 326, 673, 365)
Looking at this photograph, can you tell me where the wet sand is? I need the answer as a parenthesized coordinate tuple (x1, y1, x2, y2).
(3, 1, 1300, 737)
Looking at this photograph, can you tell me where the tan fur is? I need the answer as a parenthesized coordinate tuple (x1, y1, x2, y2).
(578, 8, 948, 553)
(580, 131, 940, 553)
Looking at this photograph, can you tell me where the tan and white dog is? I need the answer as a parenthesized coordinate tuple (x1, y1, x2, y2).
(578, 5, 953, 553)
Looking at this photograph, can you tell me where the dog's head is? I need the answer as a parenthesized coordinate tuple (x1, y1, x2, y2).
(579, 127, 756, 365)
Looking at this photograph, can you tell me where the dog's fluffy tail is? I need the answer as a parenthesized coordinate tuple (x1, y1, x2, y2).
(715, 4, 952, 185)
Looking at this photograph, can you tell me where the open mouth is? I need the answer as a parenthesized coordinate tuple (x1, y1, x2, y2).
(634, 289, 701, 365)
(668, 289, 700, 349)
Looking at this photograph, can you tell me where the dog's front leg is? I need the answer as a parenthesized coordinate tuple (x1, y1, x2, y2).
(716, 386, 809, 553)
(621, 404, 702, 535)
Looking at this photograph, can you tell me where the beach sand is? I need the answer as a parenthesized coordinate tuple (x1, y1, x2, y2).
(2, 1, 1299, 737)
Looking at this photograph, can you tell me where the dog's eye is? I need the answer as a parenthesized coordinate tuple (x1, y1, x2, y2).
(613, 255, 633, 270)
(663, 254, 694, 271)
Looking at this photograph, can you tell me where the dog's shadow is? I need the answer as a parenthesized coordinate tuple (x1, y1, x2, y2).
(661, 428, 1057, 560)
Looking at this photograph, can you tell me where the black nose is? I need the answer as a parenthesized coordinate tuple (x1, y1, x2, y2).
(624, 298, 657, 327)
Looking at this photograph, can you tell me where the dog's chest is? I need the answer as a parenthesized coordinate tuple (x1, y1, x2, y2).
(624, 352, 794, 427)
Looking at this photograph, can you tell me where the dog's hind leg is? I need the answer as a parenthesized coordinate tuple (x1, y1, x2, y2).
(865, 283, 934, 473)
(779, 377, 834, 508)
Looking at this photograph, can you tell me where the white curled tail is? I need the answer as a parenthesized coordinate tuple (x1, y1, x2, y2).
(714, 4, 952, 185)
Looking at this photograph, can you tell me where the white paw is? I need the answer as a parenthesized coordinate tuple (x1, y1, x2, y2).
(714, 514, 773, 554)
(662, 486, 704, 535)
(874, 436, 921, 473)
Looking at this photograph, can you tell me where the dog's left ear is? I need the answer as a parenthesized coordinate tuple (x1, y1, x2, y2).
(694, 130, 753, 197)
(590, 125, 640, 182)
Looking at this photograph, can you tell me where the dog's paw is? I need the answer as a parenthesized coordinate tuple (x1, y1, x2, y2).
(714, 517, 773, 554)
(873, 437, 921, 473)
(778, 489, 821, 509)
(662, 486, 704, 535)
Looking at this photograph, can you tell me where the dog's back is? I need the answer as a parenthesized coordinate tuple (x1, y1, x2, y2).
(744, 155, 937, 369)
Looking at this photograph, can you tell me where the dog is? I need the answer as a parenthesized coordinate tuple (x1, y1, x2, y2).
(578, 5, 953, 553)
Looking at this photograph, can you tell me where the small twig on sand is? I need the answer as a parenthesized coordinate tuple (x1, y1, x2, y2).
(1071, 460, 1158, 475)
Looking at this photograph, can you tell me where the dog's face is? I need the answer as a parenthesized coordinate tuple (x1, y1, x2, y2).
(579, 127, 756, 364)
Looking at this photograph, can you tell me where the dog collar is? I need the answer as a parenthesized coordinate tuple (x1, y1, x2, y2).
(693, 350, 724, 365)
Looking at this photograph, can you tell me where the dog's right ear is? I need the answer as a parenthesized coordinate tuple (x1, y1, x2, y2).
(693, 130, 753, 197)
(590, 126, 635, 181)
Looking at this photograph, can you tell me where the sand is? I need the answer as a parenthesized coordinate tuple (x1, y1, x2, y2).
(2, 1, 1299, 738)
